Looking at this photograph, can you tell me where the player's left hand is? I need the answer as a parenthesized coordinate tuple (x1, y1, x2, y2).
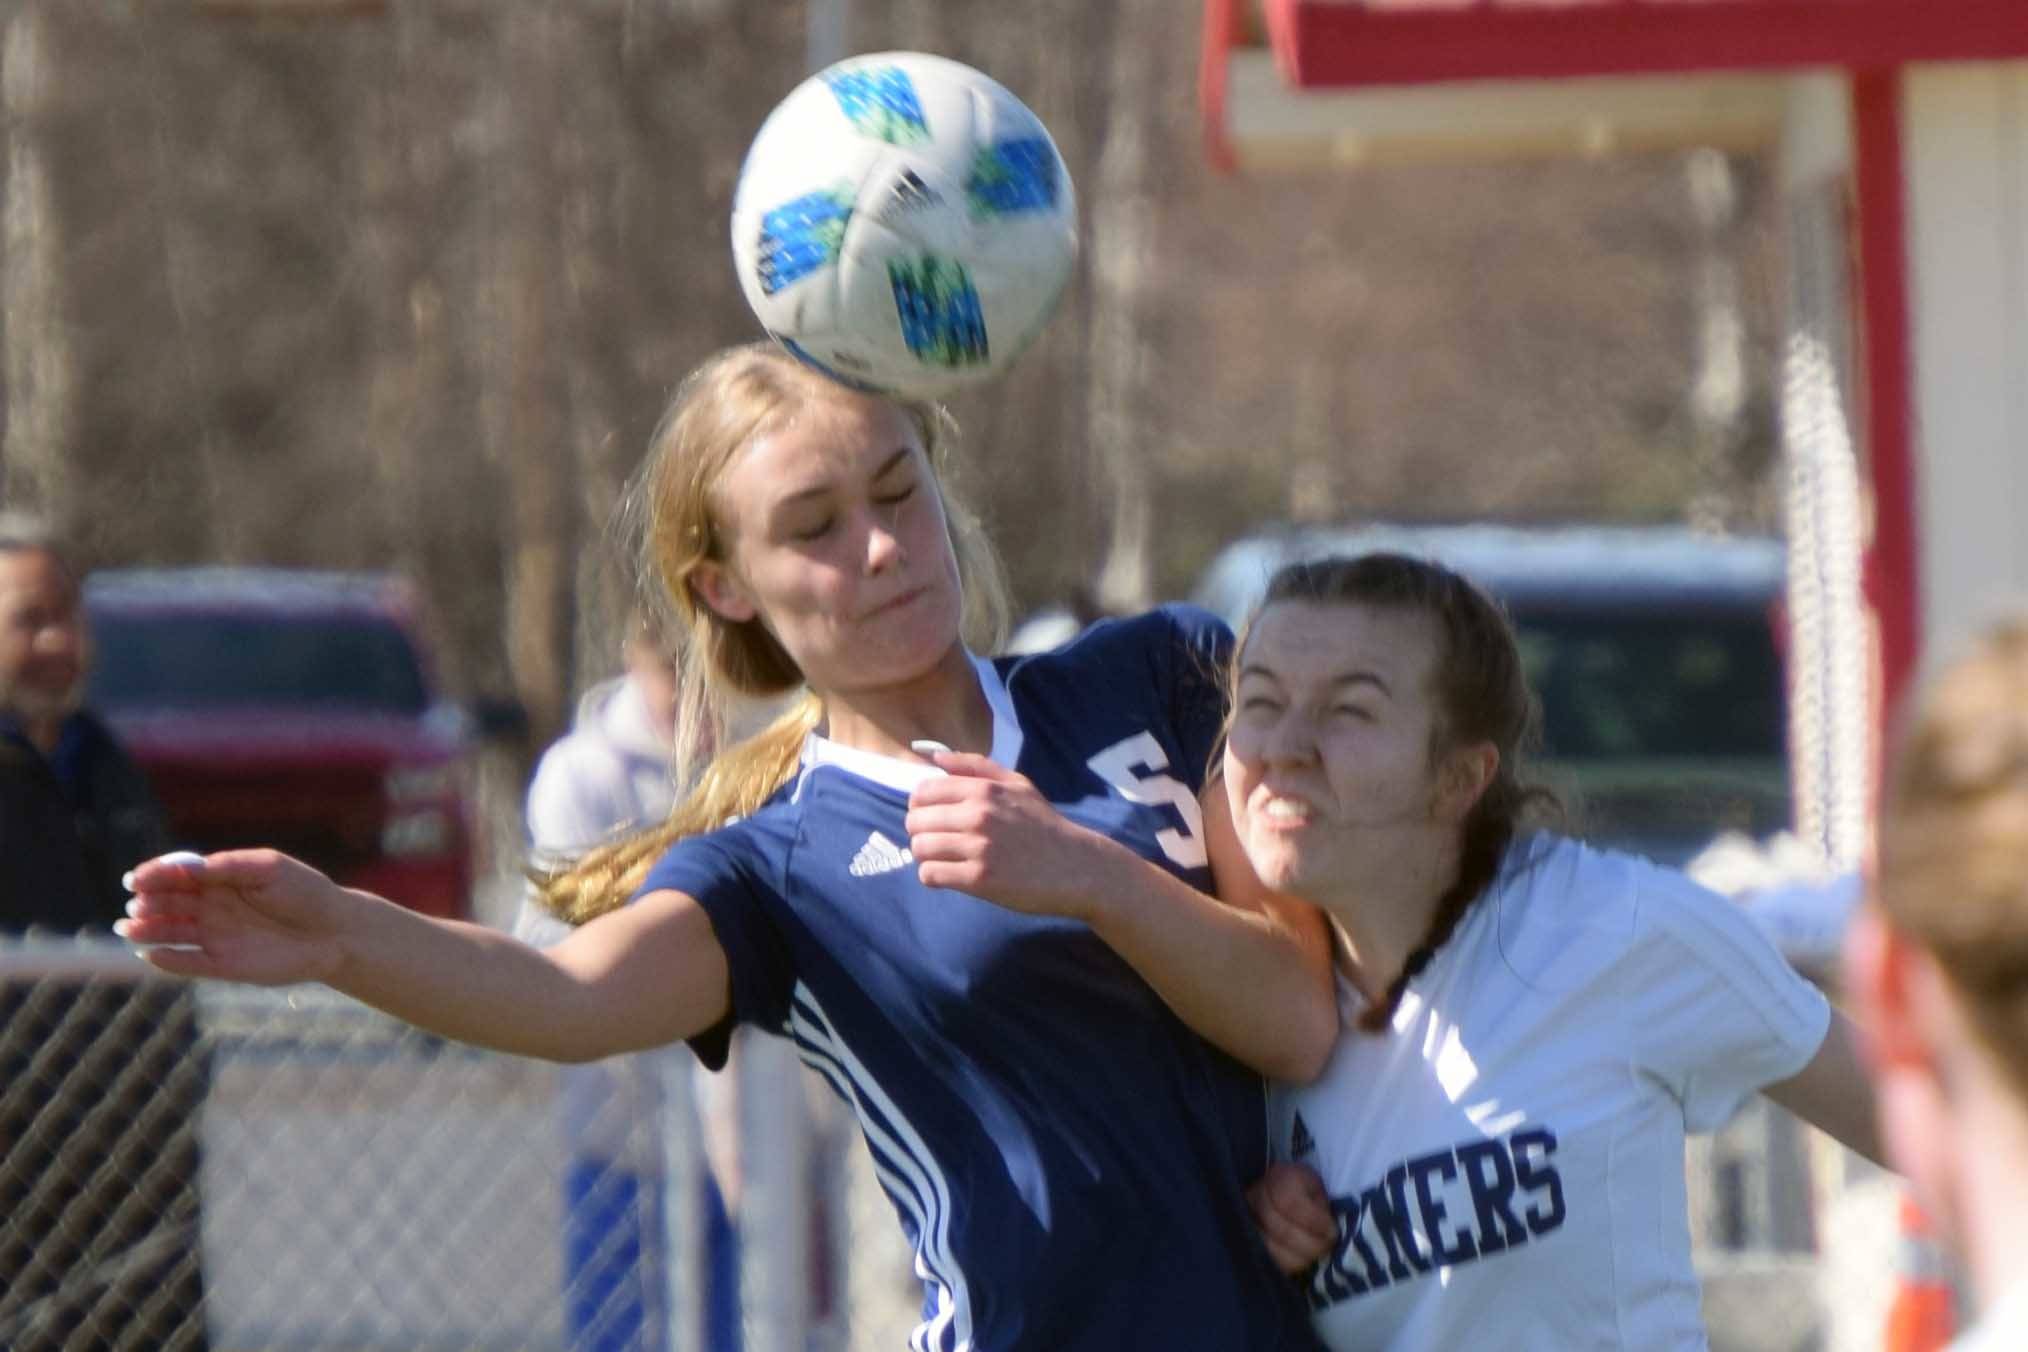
(1248, 1162, 1336, 1275)
(904, 750, 1121, 919)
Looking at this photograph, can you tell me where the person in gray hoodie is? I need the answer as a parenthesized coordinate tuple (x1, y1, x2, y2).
(513, 610, 742, 1351)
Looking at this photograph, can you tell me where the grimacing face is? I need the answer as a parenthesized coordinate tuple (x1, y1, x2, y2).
(691, 391, 965, 699)
(1222, 599, 1455, 899)
(0, 547, 88, 729)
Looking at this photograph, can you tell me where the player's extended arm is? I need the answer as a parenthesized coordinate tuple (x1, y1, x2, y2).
(906, 752, 1337, 1081)
(119, 850, 729, 1063)
(1761, 1007, 1885, 1165)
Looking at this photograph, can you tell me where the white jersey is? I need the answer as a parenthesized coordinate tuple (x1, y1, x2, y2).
(1272, 833, 1830, 1352)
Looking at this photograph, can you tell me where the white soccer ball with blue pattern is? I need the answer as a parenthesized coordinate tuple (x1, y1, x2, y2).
(731, 52, 1078, 400)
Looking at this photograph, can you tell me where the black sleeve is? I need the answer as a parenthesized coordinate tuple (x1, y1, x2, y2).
(75, 717, 174, 922)
(0, 741, 104, 933)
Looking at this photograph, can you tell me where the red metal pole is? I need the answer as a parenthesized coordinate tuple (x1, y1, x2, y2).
(1850, 68, 1921, 748)
(1200, 0, 1240, 173)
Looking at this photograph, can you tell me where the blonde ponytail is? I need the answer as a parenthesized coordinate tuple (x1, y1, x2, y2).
(536, 692, 822, 924)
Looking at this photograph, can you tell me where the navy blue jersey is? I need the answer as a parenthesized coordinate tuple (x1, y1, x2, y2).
(640, 605, 1321, 1352)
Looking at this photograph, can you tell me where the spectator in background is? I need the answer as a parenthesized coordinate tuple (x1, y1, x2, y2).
(0, 512, 166, 928)
(514, 604, 742, 1352)
(0, 511, 209, 1350)
(1687, 829, 1863, 986)
(1847, 612, 2028, 1350)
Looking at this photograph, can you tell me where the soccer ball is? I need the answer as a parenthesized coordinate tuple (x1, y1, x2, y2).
(730, 51, 1078, 400)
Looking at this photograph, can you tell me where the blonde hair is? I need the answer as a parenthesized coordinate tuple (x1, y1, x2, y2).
(1877, 613, 2028, 1096)
(538, 342, 1010, 923)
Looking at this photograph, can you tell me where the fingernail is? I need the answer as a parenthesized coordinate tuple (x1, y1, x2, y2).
(910, 740, 951, 757)
(125, 898, 142, 919)
(158, 850, 207, 869)
(121, 870, 136, 893)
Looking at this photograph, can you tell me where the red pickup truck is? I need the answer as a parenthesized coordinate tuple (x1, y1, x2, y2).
(82, 568, 519, 920)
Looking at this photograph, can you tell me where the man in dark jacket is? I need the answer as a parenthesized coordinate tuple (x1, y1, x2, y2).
(0, 513, 210, 1351)
(0, 514, 169, 926)
(0, 719, 168, 930)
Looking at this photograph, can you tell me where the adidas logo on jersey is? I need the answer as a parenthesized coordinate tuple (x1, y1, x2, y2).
(849, 831, 915, 877)
(1290, 1110, 1317, 1160)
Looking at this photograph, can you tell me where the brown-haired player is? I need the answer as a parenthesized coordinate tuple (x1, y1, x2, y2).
(1237, 552, 1882, 1350)
(1848, 612, 2028, 1350)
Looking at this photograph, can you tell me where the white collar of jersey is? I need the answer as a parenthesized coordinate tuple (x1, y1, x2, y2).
(794, 651, 1024, 796)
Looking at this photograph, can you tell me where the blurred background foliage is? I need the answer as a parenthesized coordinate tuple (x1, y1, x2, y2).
(0, 0, 1781, 763)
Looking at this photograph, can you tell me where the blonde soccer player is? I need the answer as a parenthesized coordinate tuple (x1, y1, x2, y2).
(123, 342, 1336, 1352)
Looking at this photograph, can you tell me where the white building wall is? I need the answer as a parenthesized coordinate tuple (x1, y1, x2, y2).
(1904, 63, 2028, 659)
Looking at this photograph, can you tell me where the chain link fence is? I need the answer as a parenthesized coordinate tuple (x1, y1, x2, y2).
(0, 934, 928, 1352)
(2, 947, 207, 1350)
(2, 933, 1894, 1352)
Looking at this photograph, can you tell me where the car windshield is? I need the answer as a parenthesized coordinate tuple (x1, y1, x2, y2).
(87, 612, 431, 715)
(1513, 607, 1784, 762)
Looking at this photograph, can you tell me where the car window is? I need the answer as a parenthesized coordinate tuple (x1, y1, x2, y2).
(87, 613, 431, 715)
(1512, 607, 1783, 762)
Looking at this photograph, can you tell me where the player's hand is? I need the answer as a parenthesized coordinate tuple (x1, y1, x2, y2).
(904, 750, 1119, 919)
(116, 849, 355, 986)
(1248, 1162, 1336, 1275)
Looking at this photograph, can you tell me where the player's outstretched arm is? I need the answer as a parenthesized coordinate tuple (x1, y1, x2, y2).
(119, 850, 730, 1063)
(1762, 1007, 1885, 1165)
(906, 752, 1337, 1081)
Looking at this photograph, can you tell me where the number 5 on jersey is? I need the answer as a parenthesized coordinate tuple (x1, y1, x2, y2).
(1087, 732, 1207, 869)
